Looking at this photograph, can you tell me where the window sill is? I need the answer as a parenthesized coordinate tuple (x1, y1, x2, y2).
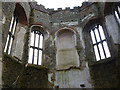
(26, 63, 48, 70)
(89, 57, 116, 66)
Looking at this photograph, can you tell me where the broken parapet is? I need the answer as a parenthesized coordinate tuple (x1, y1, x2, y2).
(47, 6, 80, 15)
(47, 2, 93, 14)
(29, 1, 93, 14)
(79, 2, 93, 11)
(29, 1, 49, 13)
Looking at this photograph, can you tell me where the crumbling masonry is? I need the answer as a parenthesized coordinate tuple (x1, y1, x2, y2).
(0, 1, 120, 88)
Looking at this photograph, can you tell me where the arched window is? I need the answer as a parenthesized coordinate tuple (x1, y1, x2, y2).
(114, 4, 120, 24)
(90, 24, 111, 61)
(4, 3, 28, 55)
(4, 15, 18, 54)
(28, 30, 43, 65)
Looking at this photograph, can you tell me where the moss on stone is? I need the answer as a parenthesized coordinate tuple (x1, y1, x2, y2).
(22, 29, 29, 65)
(95, 2, 103, 18)
(89, 58, 119, 88)
(29, 8, 34, 24)
(2, 53, 23, 88)
(17, 64, 49, 88)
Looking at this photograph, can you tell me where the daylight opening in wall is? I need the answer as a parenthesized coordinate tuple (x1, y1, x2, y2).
(90, 25, 111, 61)
(114, 6, 120, 25)
(28, 30, 43, 65)
(4, 16, 18, 54)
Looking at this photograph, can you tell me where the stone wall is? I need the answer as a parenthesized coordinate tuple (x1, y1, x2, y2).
(105, 15, 120, 44)
(2, 2, 15, 48)
(2, 53, 49, 88)
(33, 10, 50, 29)
(17, 64, 49, 88)
(2, 53, 23, 88)
(54, 67, 92, 88)
(12, 24, 27, 60)
(1, 1, 120, 88)
(0, 1, 2, 88)
(89, 58, 119, 88)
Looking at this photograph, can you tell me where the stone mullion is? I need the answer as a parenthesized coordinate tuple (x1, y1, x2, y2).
(93, 29, 101, 60)
(32, 31, 36, 64)
(37, 33, 40, 65)
(96, 25, 106, 59)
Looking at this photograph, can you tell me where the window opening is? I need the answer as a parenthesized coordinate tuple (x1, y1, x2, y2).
(90, 24, 111, 61)
(28, 30, 43, 65)
(4, 15, 18, 54)
(114, 5, 120, 24)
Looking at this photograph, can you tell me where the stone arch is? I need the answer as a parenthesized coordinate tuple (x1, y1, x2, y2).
(83, 18, 112, 62)
(14, 3, 28, 25)
(28, 25, 49, 65)
(83, 18, 102, 33)
(30, 25, 49, 40)
(55, 27, 79, 70)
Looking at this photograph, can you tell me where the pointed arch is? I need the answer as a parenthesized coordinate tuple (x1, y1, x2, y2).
(14, 3, 28, 25)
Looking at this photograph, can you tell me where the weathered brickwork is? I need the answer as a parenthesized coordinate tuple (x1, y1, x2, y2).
(1, 1, 120, 88)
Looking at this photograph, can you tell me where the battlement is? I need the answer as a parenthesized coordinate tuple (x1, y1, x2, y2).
(29, 1, 49, 13)
(29, 1, 93, 14)
(47, 2, 93, 14)
(47, 6, 80, 12)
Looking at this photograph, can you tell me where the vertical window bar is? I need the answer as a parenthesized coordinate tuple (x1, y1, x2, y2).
(30, 32, 34, 46)
(35, 31, 39, 47)
(116, 6, 120, 18)
(115, 10, 120, 24)
(39, 50, 42, 65)
(6, 34, 13, 54)
(90, 30, 96, 44)
(103, 41, 111, 58)
(37, 34, 40, 65)
(12, 17, 17, 35)
(8, 18, 17, 55)
(8, 37, 13, 54)
(94, 45, 100, 61)
(4, 16, 15, 53)
(28, 48, 33, 64)
(94, 28, 100, 42)
(32, 31, 36, 64)
(34, 49, 38, 64)
(9, 16, 14, 32)
(4, 35, 10, 52)
(39, 34, 43, 49)
(96, 25, 107, 58)
(92, 29, 101, 60)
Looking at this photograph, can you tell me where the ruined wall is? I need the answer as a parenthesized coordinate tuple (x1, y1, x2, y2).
(12, 25, 27, 60)
(54, 67, 91, 88)
(2, 53, 23, 88)
(33, 10, 50, 28)
(2, 53, 49, 88)
(1, 1, 120, 88)
(105, 15, 120, 44)
(17, 65, 48, 88)
(2, 2, 30, 62)
(0, 1, 2, 88)
(89, 58, 119, 88)
(2, 2, 15, 51)
(27, 3, 93, 88)
(82, 2, 120, 88)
